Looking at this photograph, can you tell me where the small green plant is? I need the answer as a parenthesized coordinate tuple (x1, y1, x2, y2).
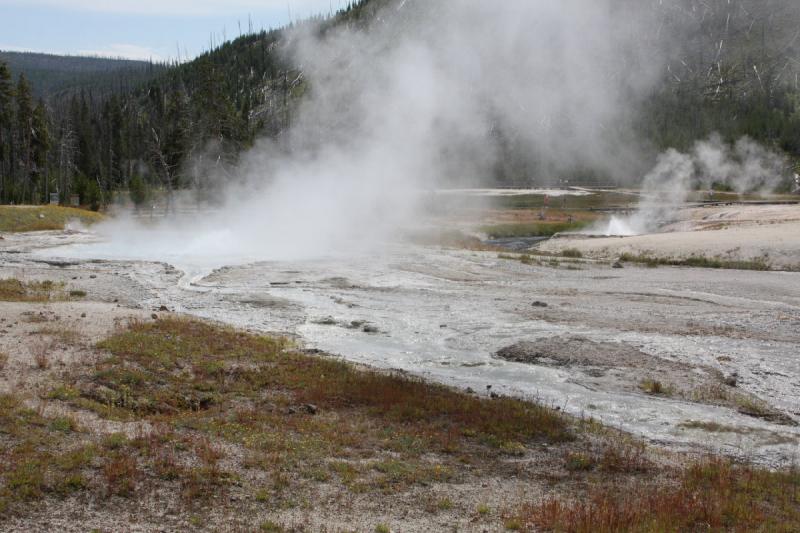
(48, 416, 77, 433)
(48, 385, 79, 401)
(477, 503, 490, 516)
(69, 290, 87, 298)
(102, 432, 129, 450)
(564, 451, 595, 472)
(375, 524, 391, 533)
(437, 497, 453, 510)
(260, 521, 286, 532)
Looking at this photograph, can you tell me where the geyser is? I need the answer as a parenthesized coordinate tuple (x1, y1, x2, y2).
(63, 0, 667, 267)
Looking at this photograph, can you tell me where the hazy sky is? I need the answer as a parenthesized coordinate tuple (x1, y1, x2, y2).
(0, 0, 343, 61)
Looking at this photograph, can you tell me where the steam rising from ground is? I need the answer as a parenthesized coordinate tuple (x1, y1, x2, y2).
(599, 134, 788, 236)
(75, 0, 667, 266)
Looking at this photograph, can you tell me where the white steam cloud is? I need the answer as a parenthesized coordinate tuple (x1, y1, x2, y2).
(67, 0, 674, 268)
(603, 134, 788, 236)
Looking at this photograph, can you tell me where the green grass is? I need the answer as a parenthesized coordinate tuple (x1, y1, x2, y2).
(482, 221, 591, 239)
(0, 205, 103, 232)
(0, 396, 97, 515)
(618, 253, 771, 271)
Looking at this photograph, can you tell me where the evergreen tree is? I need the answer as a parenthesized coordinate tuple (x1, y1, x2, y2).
(0, 62, 15, 202)
(14, 74, 34, 202)
(31, 100, 50, 201)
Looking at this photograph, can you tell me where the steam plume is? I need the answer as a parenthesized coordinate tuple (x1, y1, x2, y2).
(75, 0, 671, 265)
(603, 134, 788, 236)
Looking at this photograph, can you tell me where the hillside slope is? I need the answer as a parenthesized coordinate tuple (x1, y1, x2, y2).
(0, 51, 166, 99)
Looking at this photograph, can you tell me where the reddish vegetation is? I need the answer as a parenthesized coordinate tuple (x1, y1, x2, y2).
(512, 459, 800, 532)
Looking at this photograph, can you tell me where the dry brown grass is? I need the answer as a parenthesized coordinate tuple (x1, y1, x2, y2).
(35, 326, 85, 346)
(510, 458, 800, 532)
(0, 279, 68, 302)
(102, 454, 139, 497)
(31, 339, 52, 370)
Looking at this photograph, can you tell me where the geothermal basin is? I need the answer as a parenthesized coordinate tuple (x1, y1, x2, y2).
(2, 216, 799, 467)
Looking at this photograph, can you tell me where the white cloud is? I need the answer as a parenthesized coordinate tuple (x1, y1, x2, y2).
(0, 0, 340, 17)
(76, 43, 164, 61)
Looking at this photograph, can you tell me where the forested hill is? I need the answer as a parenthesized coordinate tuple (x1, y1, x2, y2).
(0, 51, 166, 99)
(1, 0, 799, 207)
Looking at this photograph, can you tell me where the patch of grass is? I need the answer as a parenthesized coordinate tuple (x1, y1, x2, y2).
(678, 420, 754, 435)
(482, 220, 590, 239)
(564, 451, 595, 472)
(47, 385, 80, 401)
(733, 395, 778, 419)
(437, 497, 454, 510)
(375, 524, 391, 533)
(69, 290, 87, 298)
(102, 432, 129, 450)
(618, 253, 771, 271)
(0, 352, 7, 371)
(25, 316, 575, 519)
(561, 248, 583, 258)
(477, 503, 490, 516)
(639, 379, 671, 396)
(260, 521, 287, 533)
(596, 444, 650, 474)
(0, 395, 96, 515)
(102, 453, 139, 497)
(370, 460, 452, 493)
(512, 458, 800, 532)
(0, 279, 69, 302)
(35, 326, 84, 346)
(33, 348, 50, 370)
(499, 253, 543, 267)
(404, 229, 495, 251)
(84, 318, 571, 447)
(563, 444, 650, 475)
(0, 205, 103, 232)
(48, 416, 78, 433)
